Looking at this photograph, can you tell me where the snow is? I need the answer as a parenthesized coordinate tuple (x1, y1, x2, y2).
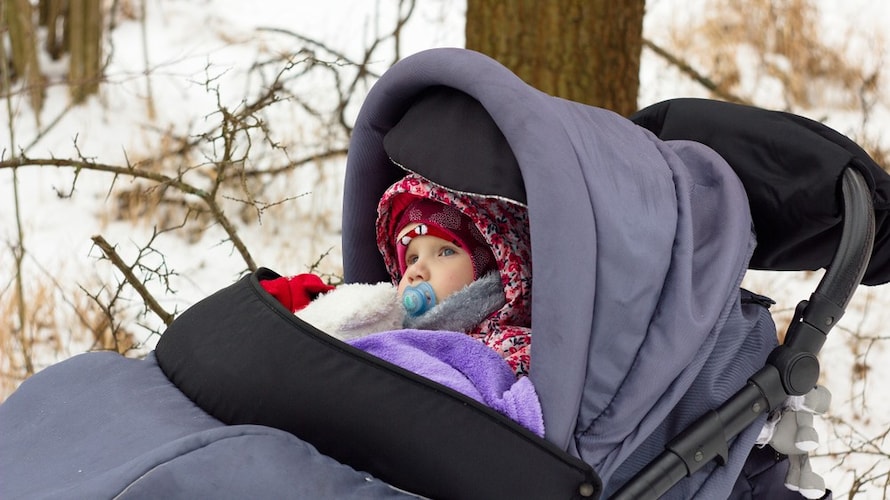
(2, 0, 889, 498)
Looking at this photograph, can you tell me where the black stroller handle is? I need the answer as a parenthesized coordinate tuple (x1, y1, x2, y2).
(610, 166, 875, 500)
(814, 162, 876, 310)
(769, 166, 875, 396)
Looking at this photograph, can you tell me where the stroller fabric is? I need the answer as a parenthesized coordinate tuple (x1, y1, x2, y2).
(2, 268, 595, 499)
(631, 98, 890, 285)
(154, 268, 597, 499)
(343, 47, 777, 497)
(350, 329, 544, 437)
(0, 351, 417, 499)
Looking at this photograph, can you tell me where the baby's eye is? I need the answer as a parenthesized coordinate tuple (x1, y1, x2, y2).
(439, 247, 456, 257)
(406, 254, 419, 265)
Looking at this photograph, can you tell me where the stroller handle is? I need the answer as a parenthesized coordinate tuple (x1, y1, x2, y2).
(610, 166, 875, 500)
(813, 163, 876, 311)
(769, 165, 875, 396)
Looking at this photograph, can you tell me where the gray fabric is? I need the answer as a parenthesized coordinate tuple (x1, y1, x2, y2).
(343, 48, 777, 496)
(604, 292, 776, 497)
(0, 351, 418, 499)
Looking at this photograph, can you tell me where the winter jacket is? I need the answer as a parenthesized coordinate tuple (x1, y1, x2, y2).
(376, 173, 533, 376)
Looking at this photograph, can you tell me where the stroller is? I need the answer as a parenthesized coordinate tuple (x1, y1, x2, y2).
(1, 48, 888, 499)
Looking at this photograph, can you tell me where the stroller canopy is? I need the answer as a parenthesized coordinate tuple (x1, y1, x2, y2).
(343, 47, 774, 495)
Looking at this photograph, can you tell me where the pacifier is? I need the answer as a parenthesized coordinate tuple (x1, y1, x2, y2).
(402, 282, 437, 317)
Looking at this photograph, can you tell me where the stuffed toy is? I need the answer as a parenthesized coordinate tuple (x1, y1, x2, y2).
(760, 385, 832, 499)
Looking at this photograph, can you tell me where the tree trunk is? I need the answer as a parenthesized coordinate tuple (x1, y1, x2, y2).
(465, 0, 644, 116)
(39, 0, 68, 60)
(68, 0, 103, 103)
(2, 0, 103, 110)
(3, 0, 46, 114)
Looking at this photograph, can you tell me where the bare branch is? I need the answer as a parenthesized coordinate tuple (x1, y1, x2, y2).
(90, 235, 175, 326)
(0, 156, 207, 196)
(642, 37, 752, 106)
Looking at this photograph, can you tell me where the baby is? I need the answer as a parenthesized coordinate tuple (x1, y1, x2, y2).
(276, 196, 506, 341)
(260, 174, 542, 435)
(265, 172, 532, 376)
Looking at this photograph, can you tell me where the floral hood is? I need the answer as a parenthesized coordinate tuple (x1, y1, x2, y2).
(376, 173, 533, 375)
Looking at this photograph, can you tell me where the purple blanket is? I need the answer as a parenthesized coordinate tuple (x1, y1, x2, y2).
(349, 330, 544, 437)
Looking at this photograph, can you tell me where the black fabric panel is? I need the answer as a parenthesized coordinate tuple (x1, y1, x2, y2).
(156, 269, 599, 500)
(631, 98, 890, 285)
(727, 446, 805, 500)
(384, 86, 527, 204)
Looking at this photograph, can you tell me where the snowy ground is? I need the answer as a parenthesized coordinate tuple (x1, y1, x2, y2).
(2, 1, 889, 498)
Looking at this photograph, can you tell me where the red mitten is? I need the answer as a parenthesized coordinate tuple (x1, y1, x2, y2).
(260, 274, 335, 313)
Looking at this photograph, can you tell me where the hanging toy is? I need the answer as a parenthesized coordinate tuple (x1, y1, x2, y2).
(402, 282, 436, 316)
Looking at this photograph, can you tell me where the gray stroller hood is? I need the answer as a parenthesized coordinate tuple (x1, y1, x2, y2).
(343, 47, 775, 496)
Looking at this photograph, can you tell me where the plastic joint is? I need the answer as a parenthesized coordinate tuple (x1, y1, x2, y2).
(766, 292, 843, 397)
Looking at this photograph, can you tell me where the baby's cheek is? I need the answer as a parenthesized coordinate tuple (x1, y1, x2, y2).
(442, 276, 470, 299)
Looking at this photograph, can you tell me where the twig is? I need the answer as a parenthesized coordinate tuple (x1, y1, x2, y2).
(0, 155, 257, 269)
(254, 27, 382, 79)
(238, 148, 348, 178)
(90, 235, 175, 326)
(642, 37, 751, 106)
(0, 156, 206, 195)
(0, 28, 35, 376)
(139, 0, 156, 119)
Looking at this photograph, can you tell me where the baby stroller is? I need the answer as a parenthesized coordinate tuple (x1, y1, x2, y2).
(1, 48, 888, 499)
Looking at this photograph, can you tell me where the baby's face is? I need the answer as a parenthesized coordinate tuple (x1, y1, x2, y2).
(397, 223, 475, 302)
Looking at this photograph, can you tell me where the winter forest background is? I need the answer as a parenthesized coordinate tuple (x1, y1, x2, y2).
(2, 0, 889, 497)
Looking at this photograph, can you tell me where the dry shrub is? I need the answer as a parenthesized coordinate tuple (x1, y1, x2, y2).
(0, 266, 138, 402)
(95, 53, 352, 251)
(1, 272, 64, 400)
(667, 0, 884, 112)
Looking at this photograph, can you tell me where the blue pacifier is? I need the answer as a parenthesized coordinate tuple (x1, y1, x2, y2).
(402, 282, 437, 317)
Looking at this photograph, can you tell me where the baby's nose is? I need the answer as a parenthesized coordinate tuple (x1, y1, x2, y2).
(407, 262, 429, 281)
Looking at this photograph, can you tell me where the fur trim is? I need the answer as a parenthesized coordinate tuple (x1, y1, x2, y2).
(296, 282, 403, 341)
(296, 272, 505, 341)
